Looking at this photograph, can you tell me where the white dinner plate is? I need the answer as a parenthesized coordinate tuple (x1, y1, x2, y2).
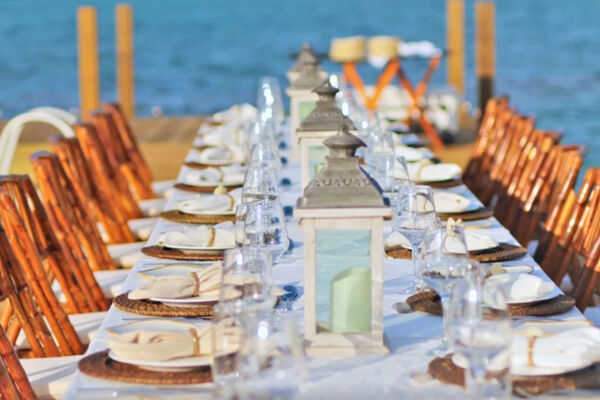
(137, 263, 213, 278)
(433, 191, 473, 214)
(161, 243, 235, 251)
(487, 274, 561, 305)
(106, 319, 211, 370)
(409, 163, 462, 183)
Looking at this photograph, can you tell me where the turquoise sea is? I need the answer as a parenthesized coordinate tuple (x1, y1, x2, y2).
(1, 0, 599, 168)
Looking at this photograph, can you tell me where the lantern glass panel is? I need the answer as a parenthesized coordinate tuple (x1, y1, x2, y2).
(299, 101, 317, 121)
(308, 145, 329, 179)
(315, 229, 371, 334)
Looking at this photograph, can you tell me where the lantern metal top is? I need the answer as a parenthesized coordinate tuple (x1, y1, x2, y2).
(297, 81, 356, 132)
(291, 43, 319, 73)
(296, 125, 389, 209)
(291, 61, 325, 90)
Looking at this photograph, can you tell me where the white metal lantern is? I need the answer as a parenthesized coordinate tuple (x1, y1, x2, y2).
(295, 125, 391, 356)
(285, 64, 323, 157)
(287, 42, 328, 84)
(296, 81, 357, 190)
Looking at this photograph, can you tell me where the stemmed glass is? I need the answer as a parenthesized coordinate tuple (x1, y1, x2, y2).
(257, 77, 284, 140)
(448, 272, 511, 399)
(236, 314, 306, 400)
(248, 139, 282, 172)
(420, 224, 470, 355)
(242, 199, 290, 264)
(394, 184, 439, 294)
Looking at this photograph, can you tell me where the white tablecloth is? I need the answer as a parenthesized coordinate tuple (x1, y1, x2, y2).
(64, 155, 588, 399)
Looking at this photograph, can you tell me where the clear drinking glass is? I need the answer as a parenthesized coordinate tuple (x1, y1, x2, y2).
(420, 224, 470, 355)
(394, 184, 439, 294)
(210, 303, 245, 400)
(242, 199, 290, 264)
(236, 313, 306, 400)
(219, 247, 275, 315)
(448, 276, 511, 399)
(249, 138, 282, 172)
(242, 165, 280, 202)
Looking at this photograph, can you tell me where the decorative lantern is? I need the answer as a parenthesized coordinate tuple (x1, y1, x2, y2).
(296, 81, 357, 190)
(295, 125, 391, 356)
(287, 42, 328, 84)
(285, 63, 323, 154)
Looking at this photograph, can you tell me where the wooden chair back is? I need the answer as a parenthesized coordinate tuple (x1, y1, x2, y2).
(0, 190, 84, 356)
(50, 135, 135, 244)
(102, 102, 154, 186)
(31, 151, 118, 276)
(72, 122, 143, 222)
(571, 237, 600, 311)
(90, 111, 155, 200)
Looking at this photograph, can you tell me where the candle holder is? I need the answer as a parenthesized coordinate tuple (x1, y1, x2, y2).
(295, 80, 357, 190)
(295, 125, 391, 356)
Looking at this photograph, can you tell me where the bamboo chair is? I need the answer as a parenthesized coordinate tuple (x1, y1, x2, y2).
(48, 136, 136, 244)
(570, 237, 600, 311)
(72, 123, 143, 222)
(102, 102, 155, 189)
(0, 176, 106, 315)
(0, 190, 84, 356)
(30, 151, 118, 273)
(0, 317, 36, 399)
(539, 168, 600, 285)
(90, 111, 156, 201)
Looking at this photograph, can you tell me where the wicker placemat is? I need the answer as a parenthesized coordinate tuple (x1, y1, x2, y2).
(173, 183, 241, 193)
(184, 161, 239, 170)
(141, 245, 225, 261)
(428, 354, 600, 396)
(113, 293, 215, 318)
(78, 350, 212, 385)
(419, 177, 463, 189)
(406, 291, 575, 317)
(160, 209, 235, 225)
(438, 206, 494, 221)
(385, 242, 526, 262)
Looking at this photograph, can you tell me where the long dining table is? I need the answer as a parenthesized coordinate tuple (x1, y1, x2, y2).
(63, 123, 590, 399)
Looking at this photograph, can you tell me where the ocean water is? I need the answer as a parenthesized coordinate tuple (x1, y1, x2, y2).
(1, 0, 599, 168)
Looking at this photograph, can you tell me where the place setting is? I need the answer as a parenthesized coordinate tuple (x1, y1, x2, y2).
(173, 165, 245, 193)
(184, 143, 247, 169)
(141, 221, 236, 261)
(160, 187, 241, 224)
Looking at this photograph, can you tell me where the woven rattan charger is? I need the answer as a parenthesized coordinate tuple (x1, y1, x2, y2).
(385, 242, 527, 263)
(405, 290, 575, 317)
(78, 350, 212, 385)
(173, 183, 241, 194)
(159, 209, 235, 225)
(428, 354, 600, 396)
(141, 245, 225, 261)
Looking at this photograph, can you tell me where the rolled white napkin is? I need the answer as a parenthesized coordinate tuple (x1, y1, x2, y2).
(158, 221, 235, 249)
(433, 191, 470, 213)
(108, 324, 242, 362)
(178, 189, 241, 214)
(129, 262, 221, 300)
(406, 162, 462, 182)
(511, 327, 600, 369)
(504, 273, 555, 302)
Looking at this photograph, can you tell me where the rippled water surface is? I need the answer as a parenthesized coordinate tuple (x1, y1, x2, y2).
(1, 0, 598, 167)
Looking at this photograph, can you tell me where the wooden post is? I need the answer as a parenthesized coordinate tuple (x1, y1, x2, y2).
(475, 1, 495, 116)
(447, 0, 465, 96)
(116, 4, 135, 119)
(77, 6, 100, 121)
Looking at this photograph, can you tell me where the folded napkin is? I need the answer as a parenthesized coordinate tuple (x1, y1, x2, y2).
(129, 262, 221, 300)
(502, 273, 555, 302)
(385, 231, 412, 250)
(178, 189, 241, 214)
(158, 221, 235, 249)
(199, 145, 244, 163)
(407, 162, 462, 182)
(108, 324, 242, 362)
(511, 327, 600, 369)
(433, 191, 470, 213)
(394, 145, 425, 162)
(385, 229, 496, 253)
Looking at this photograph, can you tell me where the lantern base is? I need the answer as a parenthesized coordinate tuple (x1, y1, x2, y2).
(302, 333, 390, 356)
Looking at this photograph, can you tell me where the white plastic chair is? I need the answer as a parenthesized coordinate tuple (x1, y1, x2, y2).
(0, 108, 78, 174)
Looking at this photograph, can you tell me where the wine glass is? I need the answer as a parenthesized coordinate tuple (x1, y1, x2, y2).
(236, 313, 306, 400)
(448, 274, 511, 399)
(219, 247, 275, 316)
(394, 184, 439, 294)
(248, 138, 282, 172)
(242, 165, 280, 202)
(210, 303, 245, 399)
(420, 224, 470, 355)
(243, 199, 290, 264)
